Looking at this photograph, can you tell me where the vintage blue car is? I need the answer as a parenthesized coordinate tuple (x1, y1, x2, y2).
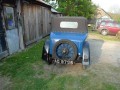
(42, 17, 90, 69)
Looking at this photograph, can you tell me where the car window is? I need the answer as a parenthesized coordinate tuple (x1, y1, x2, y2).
(114, 24, 120, 28)
(100, 22, 106, 26)
(107, 22, 114, 27)
(60, 21, 78, 29)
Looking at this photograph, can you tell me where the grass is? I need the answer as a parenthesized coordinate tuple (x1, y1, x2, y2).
(88, 30, 120, 42)
(0, 36, 120, 90)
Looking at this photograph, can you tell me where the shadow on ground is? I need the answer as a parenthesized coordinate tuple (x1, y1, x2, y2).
(87, 39, 104, 65)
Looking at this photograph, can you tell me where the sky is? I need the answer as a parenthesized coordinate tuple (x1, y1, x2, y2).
(92, 0, 120, 13)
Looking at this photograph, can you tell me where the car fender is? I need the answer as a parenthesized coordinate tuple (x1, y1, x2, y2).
(82, 41, 90, 65)
(44, 39, 50, 54)
(100, 28, 108, 32)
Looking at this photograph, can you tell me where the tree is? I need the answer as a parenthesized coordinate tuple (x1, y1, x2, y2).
(108, 5, 120, 23)
(43, 0, 58, 9)
(57, 0, 97, 19)
(109, 5, 120, 14)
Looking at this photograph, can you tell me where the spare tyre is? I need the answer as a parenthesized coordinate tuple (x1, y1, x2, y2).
(53, 39, 77, 61)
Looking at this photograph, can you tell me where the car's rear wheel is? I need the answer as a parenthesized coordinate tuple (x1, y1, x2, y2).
(101, 29, 108, 35)
(53, 40, 77, 61)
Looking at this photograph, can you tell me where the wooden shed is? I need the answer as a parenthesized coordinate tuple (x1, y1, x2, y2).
(22, 0, 52, 45)
(0, 0, 53, 59)
(0, 0, 20, 58)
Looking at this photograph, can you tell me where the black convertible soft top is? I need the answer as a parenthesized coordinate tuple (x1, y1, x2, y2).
(52, 17, 88, 33)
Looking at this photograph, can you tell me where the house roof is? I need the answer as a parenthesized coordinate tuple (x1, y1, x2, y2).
(36, 0, 51, 6)
(23, 0, 52, 8)
(97, 8, 112, 19)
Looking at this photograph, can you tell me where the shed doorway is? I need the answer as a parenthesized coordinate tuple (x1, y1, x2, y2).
(0, 9, 8, 59)
(4, 6, 20, 54)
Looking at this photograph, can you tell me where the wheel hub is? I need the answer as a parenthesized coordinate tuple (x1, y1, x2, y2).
(102, 30, 107, 35)
(56, 43, 74, 60)
(62, 48, 69, 54)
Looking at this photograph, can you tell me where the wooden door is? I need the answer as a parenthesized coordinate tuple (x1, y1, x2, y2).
(4, 6, 20, 54)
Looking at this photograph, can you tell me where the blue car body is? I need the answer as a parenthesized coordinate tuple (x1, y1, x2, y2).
(42, 17, 90, 67)
(49, 32, 88, 56)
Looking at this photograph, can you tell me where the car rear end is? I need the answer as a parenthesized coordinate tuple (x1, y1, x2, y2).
(50, 17, 87, 63)
(42, 17, 90, 69)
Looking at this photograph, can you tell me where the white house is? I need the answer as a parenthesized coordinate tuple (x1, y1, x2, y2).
(95, 8, 113, 28)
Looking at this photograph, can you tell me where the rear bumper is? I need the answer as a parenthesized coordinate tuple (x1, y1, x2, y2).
(51, 54, 82, 64)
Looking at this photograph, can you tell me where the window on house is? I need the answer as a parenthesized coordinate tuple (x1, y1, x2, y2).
(4, 6, 15, 30)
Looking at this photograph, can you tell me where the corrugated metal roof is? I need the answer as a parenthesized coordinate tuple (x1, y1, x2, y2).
(51, 8, 62, 14)
(36, 0, 51, 7)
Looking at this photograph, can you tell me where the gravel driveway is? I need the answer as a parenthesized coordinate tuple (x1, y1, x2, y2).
(88, 38, 120, 67)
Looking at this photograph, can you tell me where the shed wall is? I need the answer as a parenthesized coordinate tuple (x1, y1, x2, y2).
(23, 3, 51, 45)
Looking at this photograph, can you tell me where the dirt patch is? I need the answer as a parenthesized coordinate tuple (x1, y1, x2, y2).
(43, 63, 83, 75)
(0, 76, 11, 90)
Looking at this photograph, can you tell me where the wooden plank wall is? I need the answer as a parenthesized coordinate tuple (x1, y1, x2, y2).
(42, 7, 51, 37)
(23, 3, 51, 45)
